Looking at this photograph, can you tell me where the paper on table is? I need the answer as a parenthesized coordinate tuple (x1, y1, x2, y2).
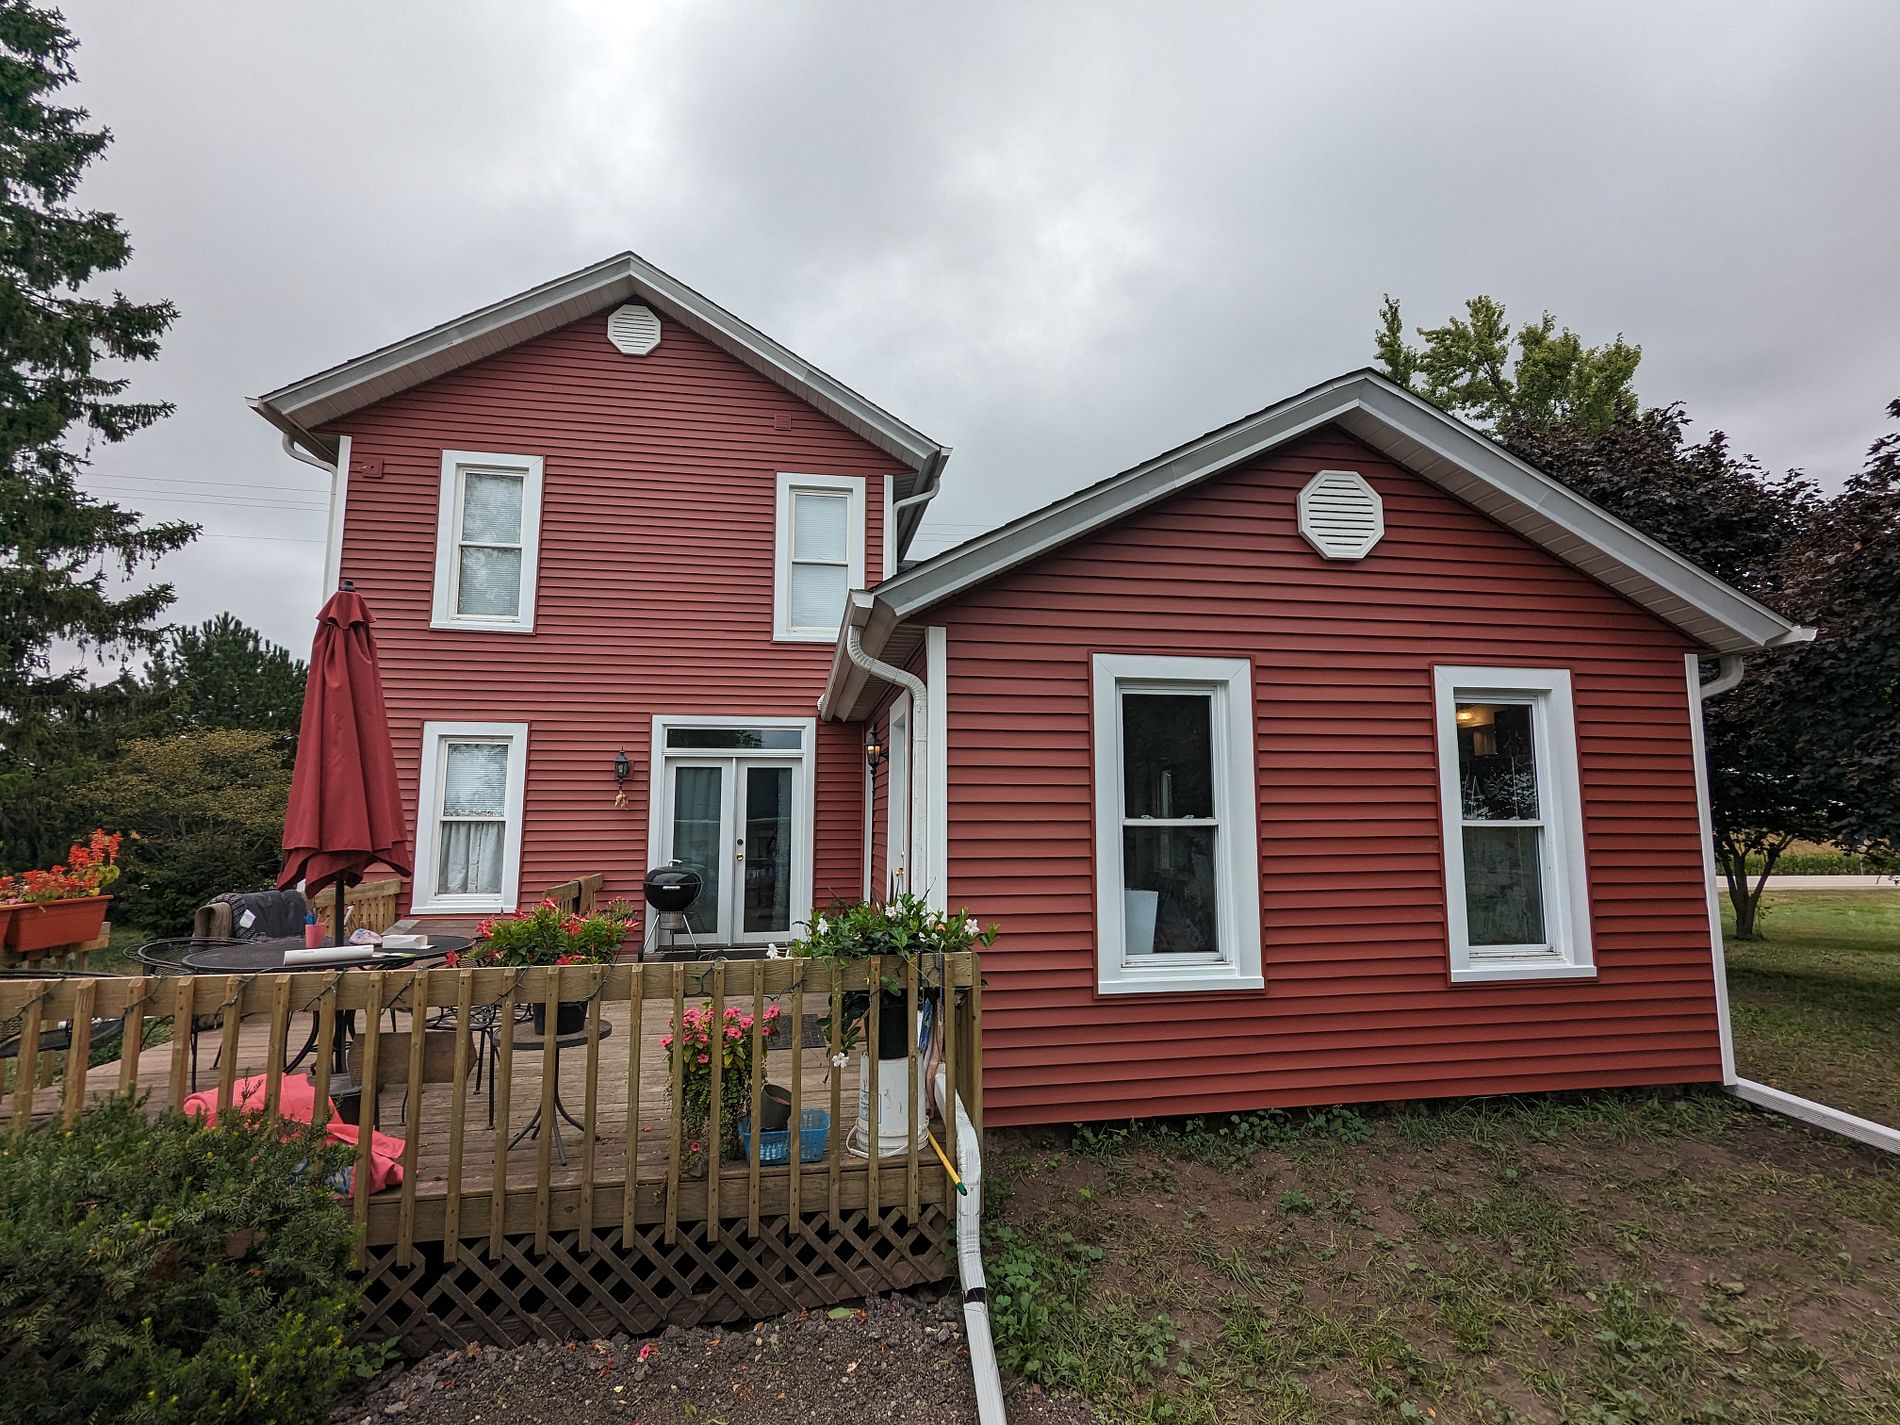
(281, 947, 381, 967)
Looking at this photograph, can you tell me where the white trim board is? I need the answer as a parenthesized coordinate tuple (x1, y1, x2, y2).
(1729, 1079, 1900, 1156)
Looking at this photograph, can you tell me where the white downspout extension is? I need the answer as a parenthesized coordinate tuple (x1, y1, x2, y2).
(1692, 652, 1900, 1155)
(934, 1062, 1007, 1425)
(845, 623, 930, 913)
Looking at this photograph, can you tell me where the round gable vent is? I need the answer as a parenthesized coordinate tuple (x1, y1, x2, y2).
(607, 304, 662, 355)
(1297, 469, 1384, 560)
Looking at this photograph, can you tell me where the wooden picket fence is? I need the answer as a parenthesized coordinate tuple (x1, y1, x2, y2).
(0, 954, 982, 1346)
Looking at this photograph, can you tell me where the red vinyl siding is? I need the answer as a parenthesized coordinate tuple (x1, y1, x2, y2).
(931, 428, 1720, 1126)
(323, 311, 899, 921)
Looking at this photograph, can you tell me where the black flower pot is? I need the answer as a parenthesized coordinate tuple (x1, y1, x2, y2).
(873, 988, 911, 1060)
(762, 1082, 793, 1132)
(532, 999, 589, 1037)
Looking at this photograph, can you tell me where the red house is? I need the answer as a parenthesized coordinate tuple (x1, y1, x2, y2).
(253, 253, 1811, 1128)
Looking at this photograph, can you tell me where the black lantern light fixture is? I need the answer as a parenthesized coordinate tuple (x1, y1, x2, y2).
(863, 733, 885, 770)
(613, 748, 631, 787)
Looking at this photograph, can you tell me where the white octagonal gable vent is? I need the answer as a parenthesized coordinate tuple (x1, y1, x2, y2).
(1297, 469, 1384, 560)
(607, 304, 662, 355)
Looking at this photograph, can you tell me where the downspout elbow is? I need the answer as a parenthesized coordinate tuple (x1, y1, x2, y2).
(1699, 653, 1746, 700)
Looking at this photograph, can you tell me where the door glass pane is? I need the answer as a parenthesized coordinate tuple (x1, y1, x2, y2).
(742, 766, 793, 935)
(789, 562, 848, 630)
(1463, 825, 1547, 946)
(1122, 826, 1218, 955)
(457, 546, 523, 616)
(791, 491, 848, 561)
(442, 742, 509, 815)
(670, 765, 724, 938)
(1121, 692, 1215, 819)
(461, 471, 523, 543)
(666, 726, 803, 750)
(1456, 702, 1540, 820)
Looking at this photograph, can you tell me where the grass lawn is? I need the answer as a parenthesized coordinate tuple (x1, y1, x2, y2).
(1724, 889, 1900, 1124)
(989, 1095, 1900, 1423)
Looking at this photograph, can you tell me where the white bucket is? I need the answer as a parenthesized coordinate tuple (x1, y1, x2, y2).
(850, 1054, 929, 1158)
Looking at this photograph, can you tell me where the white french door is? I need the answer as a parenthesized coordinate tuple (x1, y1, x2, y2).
(659, 754, 804, 946)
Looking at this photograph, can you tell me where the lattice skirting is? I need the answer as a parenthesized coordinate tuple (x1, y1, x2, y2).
(358, 1206, 955, 1351)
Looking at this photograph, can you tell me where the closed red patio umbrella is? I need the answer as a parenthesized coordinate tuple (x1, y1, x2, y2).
(280, 586, 412, 937)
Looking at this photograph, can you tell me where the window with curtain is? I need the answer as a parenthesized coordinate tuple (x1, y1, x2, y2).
(774, 473, 864, 640)
(431, 452, 544, 632)
(413, 722, 528, 913)
(437, 740, 510, 896)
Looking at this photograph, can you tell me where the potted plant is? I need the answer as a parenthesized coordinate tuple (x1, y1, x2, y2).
(662, 999, 784, 1172)
(456, 898, 636, 1034)
(787, 892, 997, 1058)
(2, 831, 121, 953)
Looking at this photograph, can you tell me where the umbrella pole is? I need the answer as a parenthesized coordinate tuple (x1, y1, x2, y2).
(332, 881, 352, 1080)
(334, 881, 346, 947)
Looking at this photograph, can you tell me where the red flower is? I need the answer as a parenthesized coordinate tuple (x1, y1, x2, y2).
(554, 953, 581, 966)
(443, 950, 460, 968)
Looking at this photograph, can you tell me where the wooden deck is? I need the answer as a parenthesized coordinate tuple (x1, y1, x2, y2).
(0, 958, 983, 1346)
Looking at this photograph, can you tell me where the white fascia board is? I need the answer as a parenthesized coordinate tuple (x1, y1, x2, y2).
(251, 252, 945, 475)
(874, 370, 1805, 655)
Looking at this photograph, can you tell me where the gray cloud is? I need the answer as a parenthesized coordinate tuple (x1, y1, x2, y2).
(62, 0, 1900, 652)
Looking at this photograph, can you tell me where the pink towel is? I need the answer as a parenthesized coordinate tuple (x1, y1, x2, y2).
(183, 1072, 406, 1193)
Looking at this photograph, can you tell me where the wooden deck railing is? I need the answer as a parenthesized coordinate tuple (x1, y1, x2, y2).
(0, 955, 982, 1275)
(541, 873, 606, 918)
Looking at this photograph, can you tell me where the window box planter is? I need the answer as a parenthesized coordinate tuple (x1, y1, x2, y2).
(6, 895, 112, 953)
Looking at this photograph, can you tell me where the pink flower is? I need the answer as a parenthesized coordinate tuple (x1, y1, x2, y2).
(765, 1004, 783, 1020)
(660, 1034, 673, 1048)
(638, 1343, 656, 1362)
(443, 950, 460, 968)
(697, 1054, 710, 1065)
(739, 1015, 754, 1031)
(540, 898, 558, 910)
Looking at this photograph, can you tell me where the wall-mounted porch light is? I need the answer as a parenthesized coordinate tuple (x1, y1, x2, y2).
(863, 734, 885, 770)
(613, 749, 631, 787)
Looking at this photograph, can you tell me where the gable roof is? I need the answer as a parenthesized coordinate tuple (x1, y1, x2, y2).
(249, 251, 951, 550)
(822, 369, 1812, 720)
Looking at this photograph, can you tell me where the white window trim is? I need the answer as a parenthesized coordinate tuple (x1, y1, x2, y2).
(1432, 666, 1595, 983)
(431, 450, 545, 633)
(773, 472, 866, 642)
(644, 713, 817, 944)
(885, 692, 912, 896)
(410, 721, 530, 916)
(1091, 653, 1263, 996)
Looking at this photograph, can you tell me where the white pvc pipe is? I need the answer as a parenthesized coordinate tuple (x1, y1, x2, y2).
(934, 1062, 1007, 1425)
(845, 622, 931, 908)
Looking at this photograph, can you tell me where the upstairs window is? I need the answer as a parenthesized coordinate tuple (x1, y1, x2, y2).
(774, 472, 865, 641)
(1432, 667, 1594, 982)
(432, 451, 544, 632)
(1091, 654, 1262, 996)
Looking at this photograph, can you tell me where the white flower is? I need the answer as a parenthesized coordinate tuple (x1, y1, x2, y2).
(815, 916, 830, 935)
(886, 904, 902, 919)
(961, 916, 978, 936)
(765, 944, 782, 959)
(830, 1052, 849, 1070)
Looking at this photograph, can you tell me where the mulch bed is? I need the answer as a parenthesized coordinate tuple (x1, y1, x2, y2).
(334, 1288, 1092, 1425)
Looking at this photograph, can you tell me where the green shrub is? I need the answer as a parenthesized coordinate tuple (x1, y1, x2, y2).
(0, 1095, 361, 1425)
(82, 728, 293, 933)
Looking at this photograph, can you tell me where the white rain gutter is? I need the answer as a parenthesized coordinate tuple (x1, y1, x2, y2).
(1691, 652, 1900, 1156)
(845, 621, 931, 907)
(933, 1061, 1006, 1425)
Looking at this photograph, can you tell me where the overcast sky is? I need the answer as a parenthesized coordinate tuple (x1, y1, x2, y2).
(59, 1, 1900, 656)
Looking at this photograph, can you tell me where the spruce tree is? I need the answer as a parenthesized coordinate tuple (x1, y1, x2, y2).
(146, 614, 308, 739)
(0, 0, 196, 866)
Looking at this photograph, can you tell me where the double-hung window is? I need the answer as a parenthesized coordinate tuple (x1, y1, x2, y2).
(432, 451, 544, 632)
(1432, 667, 1594, 982)
(411, 722, 529, 914)
(1091, 654, 1262, 995)
(774, 473, 865, 641)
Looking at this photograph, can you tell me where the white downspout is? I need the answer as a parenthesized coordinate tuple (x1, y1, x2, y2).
(845, 622, 930, 914)
(934, 1062, 1007, 1425)
(280, 430, 350, 593)
(888, 447, 949, 568)
(1691, 651, 1900, 1155)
